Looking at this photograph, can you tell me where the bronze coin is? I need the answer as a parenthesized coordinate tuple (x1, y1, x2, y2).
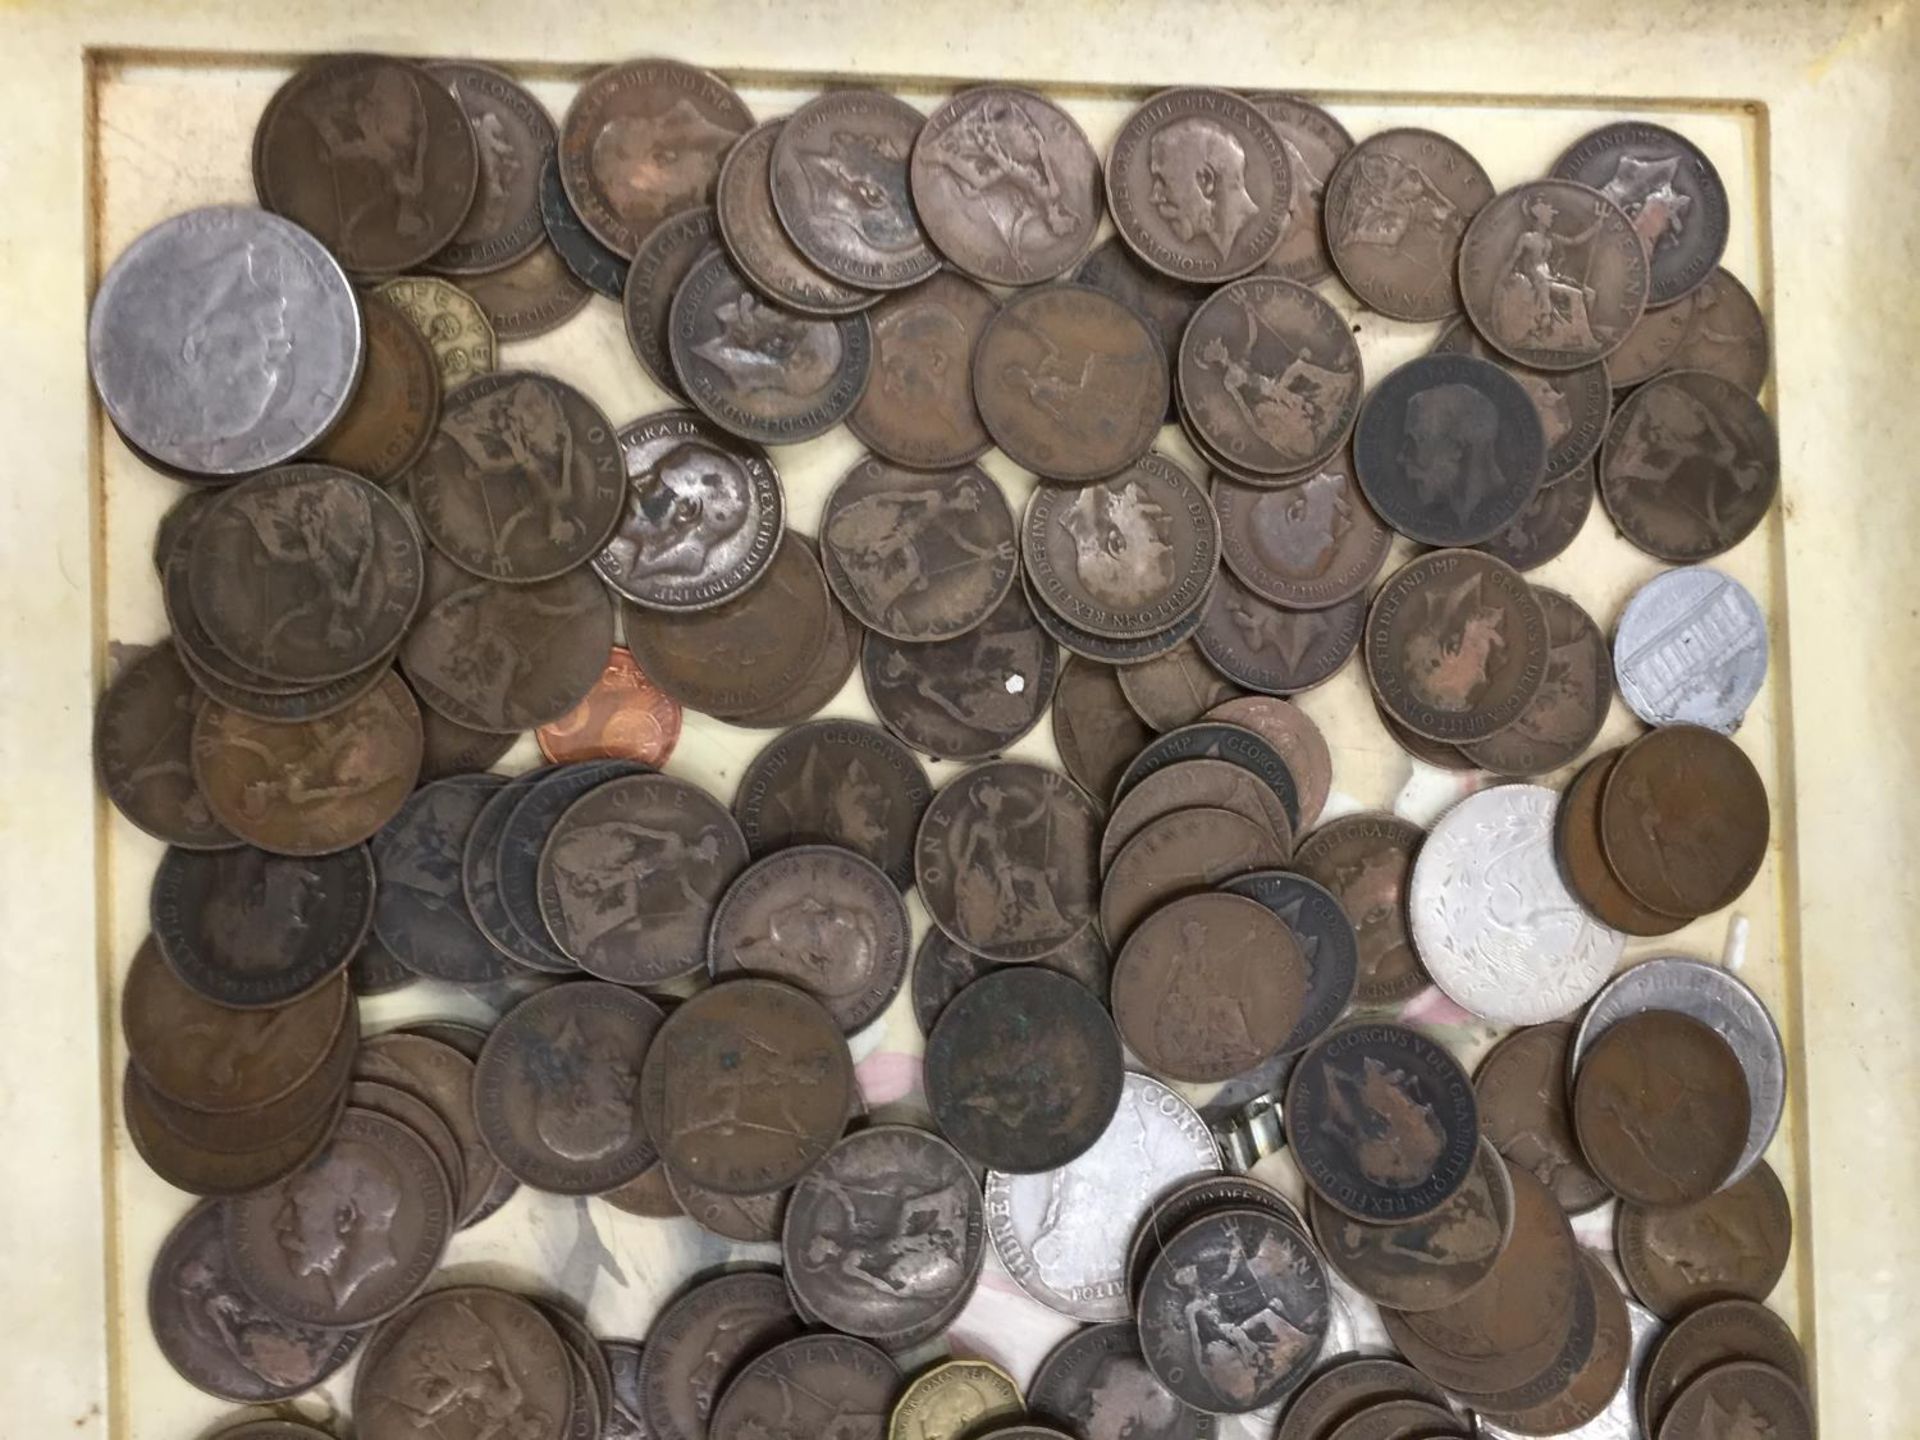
(1126, 1173, 1306, 1306)
(541, 151, 630, 299)
(1668, 268, 1769, 395)
(1052, 656, 1155, 803)
(910, 86, 1102, 286)
(559, 58, 752, 258)
(710, 1335, 898, 1440)
(1599, 724, 1769, 919)
(638, 1272, 801, 1440)
(1604, 288, 1696, 388)
(1479, 1251, 1633, 1435)
(1250, 93, 1353, 287)
(417, 698, 517, 778)
(473, 981, 666, 1193)
(176, 640, 397, 731)
(309, 292, 442, 484)
(1473, 457, 1597, 573)
(1472, 1022, 1610, 1214)
(546, 1307, 614, 1440)
(1599, 369, 1779, 561)
(602, 1160, 686, 1220)
(347, 1079, 467, 1218)
(1028, 1323, 1216, 1440)
(1431, 316, 1612, 488)
(1640, 1299, 1806, 1438)
(1458, 181, 1650, 370)
(915, 759, 1100, 961)
(254, 55, 479, 277)
(972, 283, 1168, 483)
(663, 1165, 785, 1241)
(924, 965, 1123, 1173)
(823, 458, 1016, 640)
(1657, 1361, 1812, 1440)
(1024, 571, 1207, 668)
(356, 1287, 575, 1440)
(1553, 752, 1686, 937)
(1292, 812, 1427, 1004)
(153, 488, 221, 576)
(770, 89, 937, 290)
(95, 643, 237, 850)
(1439, 1248, 1597, 1417)
(722, 541, 864, 730)
(1324, 128, 1493, 323)
(424, 62, 556, 275)
(1549, 121, 1730, 308)
(1100, 805, 1291, 946)
(371, 773, 517, 984)
(411, 370, 626, 582)
(1324, 1400, 1467, 1440)
(1113, 891, 1306, 1082)
(599, 409, 786, 612)
(463, 241, 592, 340)
(604, 1339, 653, 1440)
(1072, 236, 1207, 423)
(1272, 1358, 1449, 1440)
(624, 208, 721, 397)
(639, 978, 852, 1194)
(123, 1062, 344, 1196)
(1211, 454, 1392, 611)
(462, 772, 570, 974)
(375, 273, 499, 390)
(1197, 571, 1367, 697)
(1112, 720, 1302, 830)
(1179, 277, 1363, 477)
(910, 924, 1111, 1036)
(1203, 696, 1331, 829)
(1105, 87, 1291, 282)
(1100, 757, 1294, 871)
(622, 533, 833, 716)
(1616, 1159, 1792, 1319)
(355, 1030, 504, 1228)
(1456, 587, 1608, 776)
(1365, 549, 1549, 743)
(846, 271, 996, 468)
(1117, 638, 1245, 733)
(159, 534, 334, 705)
(1375, 695, 1477, 771)
(537, 645, 683, 767)
(1573, 1010, 1751, 1206)
(716, 121, 873, 317)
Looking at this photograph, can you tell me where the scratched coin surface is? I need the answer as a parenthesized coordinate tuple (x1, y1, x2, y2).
(710, 1335, 899, 1440)
(846, 271, 997, 468)
(1099, 806, 1291, 948)
(1550, 120, 1730, 307)
(771, 89, 939, 290)
(354, 1287, 574, 1440)
(910, 926, 1112, 1036)
(422, 61, 555, 275)
(621, 205, 719, 398)
(1292, 812, 1427, 1005)
(1472, 1022, 1610, 1214)
(1324, 128, 1493, 322)
(715, 120, 873, 317)
(1195, 573, 1367, 698)
(1211, 455, 1392, 612)
(1612, 566, 1768, 734)
(1457, 588, 1609, 775)
(1028, 1322, 1217, 1440)
(1616, 1159, 1791, 1320)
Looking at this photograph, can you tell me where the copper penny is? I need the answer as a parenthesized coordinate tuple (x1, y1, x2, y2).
(601, 1161, 684, 1221)
(1324, 1399, 1465, 1440)
(355, 1029, 503, 1229)
(1472, 1022, 1610, 1214)
(1197, 572, 1366, 697)
(1292, 812, 1428, 1004)
(1616, 1159, 1792, 1319)
(1599, 725, 1769, 919)
(1656, 1361, 1812, 1440)
(423, 62, 555, 275)
(1203, 696, 1331, 829)
(1669, 268, 1769, 394)
(770, 89, 938, 290)
(1431, 316, 1612, 488)
(347, 1079, 467, 1219)
(1463, 1251, 1618, 1429)
(1376, 697, 1477, 770)
(123, 1063, 344, 1197)
(463, 241, 592, 340)
(1211, 454, 1392, 612)
(1026, 572, 1208, 668)
(1250, 93, 1353, 287)
(715, 121, 873, 317)
(1116, 639, 1244, 733)
(1456, 587, 1608, 776)
(710, 1335, 898, 1440)
(1473, 457, 1597, 573)
(1072, 236, 1207, 424)
(309, 292, 442, 484)
(664, 1166, 785, 1242)
(1549, 121, 1730, 308)
(910, 925, 1111, 1036)
(1028, 1324, 1213, 1440)
(1099, 805, 1291, 946)
(623, 207, 720, 397)
(1099, 758, 1293, 871)
(1052, 656, 1155, 803)
(1272, 1357, 1448, 1440)
(370, 774, 516, 987)
(1553, 751, 1687, 937)
(846, 271, 997, 468)
(1640, 1299, 1805, 1438)
(863, 585, 1058, 759)
(1324, 128, 1493, 322)
(723, 537, 864, 730)
(637, 1272, 801, 1440)
(1603, 288, 1696, 388)
(536, 646, 682, 765)
(355, 1287, 574, 1440)
(95, 644, 237, 850)
(418, 704, 516, 780)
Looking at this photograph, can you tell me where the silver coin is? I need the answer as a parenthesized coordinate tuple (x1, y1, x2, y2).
(1568, 955, 1785, 1185)
(89, 206, 363, 477)
(984, 1072, 1219, 1321)
(1474, 1298, 1662, 1440)
(1612, 567, 1767, 733)
(1410, 784, 1625, 1024)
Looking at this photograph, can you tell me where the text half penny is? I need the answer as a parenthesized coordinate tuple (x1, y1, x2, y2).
(1100, 806, 1290, 949)
(622, 207, 719, 398)
(1472, 1022, 1610, 1215)
(371, 774, 519, 985)
(1324, 128, 1493, 322)
(536, 645, 683, 767)
(1598, 724, 1769, 919)
(464, 240, 593, 340)
(423, 62, 556, 276)
(1292, 812, 1427, 1005)
(1430, 316, 1612, 489)
(716, 121, 873, 317)
(1615, 1159, 1792, 1319)
(1051, 656, 1154, 804)
(308, 292, 442, 484)
(770, 89, 937, 290)
(1549, 121, 1730, 308)
(1250, 94, 1353, 287)
(95, 644, 238, 850)
(1196, 571, 1367, 697)
(1211, 455, 1392, 612)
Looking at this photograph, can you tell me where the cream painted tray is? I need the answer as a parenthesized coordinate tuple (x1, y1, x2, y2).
(4, 4, 1917, 1438)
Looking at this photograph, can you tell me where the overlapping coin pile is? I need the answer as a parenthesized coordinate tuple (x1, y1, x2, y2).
(95, 51, 1807, 1440)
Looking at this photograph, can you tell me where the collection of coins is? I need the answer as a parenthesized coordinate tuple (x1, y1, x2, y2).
(92, 49, 1807, 1440)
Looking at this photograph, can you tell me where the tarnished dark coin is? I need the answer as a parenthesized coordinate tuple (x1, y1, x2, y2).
(783, 1125, 984, 1340)
(604, 1338, 652, 1440)
(915, 760, 1100, 961)
(495, 759, 652, 972)
(1106, 88, 1290, 282)
(423, 62, 555, 275)
(351, 933, 414, 995)
(711, 1335, 898, 1440)
(1553, 752, 1686, 936)
(1324, 1398, 1466, 1440)
(1324, 128, 1493, 322)
(1458, 181, 1649, 369)
(1219, 870, 1358, 1058)
(1456, 587, 1608, 775)
(1354, 355, 1547, 546)
(371, 774, 516, 984)
(1599, 368, 1779, 561)
(824, 458, 1016, 640)
(1025, 572, 1207, 668)
(541, 152, 631, 298)
(1669, 268, 1769, 394)
(95, 644, 237, 850)
(1617, 1159, 1791, 1319)
(1197, 572, 1366, 697)
(462, 771, 563, 972)
(1113, 720, 1301, 831)
(411, 370, 625, 582)
(910, 925, 1111, 1035)
(722, 543, 863, 730)
(1600, 724, 1769, 919)
(1179, 277, 1362, 477)
(310, 292, 442, 484)
(1479, 1251, 1632, 1436)
(1250, 94, 1352, 286)
(123, 1061, 345, 1196)
(623, 208, 720, 396)
(1640, 1299, 1805, 1439)
(1072, 237, 1207, 423)
(863, 585, 1058, 759)
(473, 981, 665, 1193)
(1117, 640, 1245, 733)
(638, 1272, 801, 1440)
(1029, 1322, 1217, 1440)
(1137, 1206, 1328, 1414)
(559, 58, 752, 258)
(153, 489, 220, 576)
(1431, 317, 1611, 488)
(152, 842, 372, 1007)
(716, 121, 873, 317)
(1550, 121, 1730, 307)
(1272, 1357, 1449, 1440)
(355, 1031, 503, 1229)
(464, 241, 592, 340)
(539, 771, 749, 985)
(1204, 697, 1330, 829)
(1658, 1361, 1813, 1440)
(770, 89, 937, 290)
(911, 86, 1102, 286)
(538, 646, 683, 766)
(544, 1306, 614, 1440)
(639, 978, 852, 1194)
(1100, 806, 1291, 946)
(972, 284, 1168, 483)
(1126, 1173, 1304, 1309)
(1292, 813, 1425, 1004)
(1285, 1023, 1478, 1221)
(1423, 1249, 1595, 1420)
(375, 274, 498, 391)
(1572, 1010, 1750, 1206)
(149, 1200, 362, 1402)
(222, 1106, 453, 1326)
(1212, 456, 1391, 612)
(255, 55, 479, 277)
(1472, 1022, 1610, 1214)
(348, 1079, 467, 1219)
(1474, 459, 1596, 572)
(846, 271, 996, 468)
(924, 965, 1123, 1173)
(890, 1358, 1025, 1440)
(355, 1287, 574, 1440)
(1052, 657, 1154, 803)
(1101, 758, 1294, 871)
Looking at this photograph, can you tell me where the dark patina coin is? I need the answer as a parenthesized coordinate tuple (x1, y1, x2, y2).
(1052, 656, 1155, 803)
(559, 58, 752, 258)
(1554, 752, 1686, 937)
(1272, 1357, 1450, 1440)
(355, 1287, 574, 1440)
(473, 981, 665, 1193)
(417, 700, 517, 778)
(1354, 355, 1546, 546)
(95, 644, 237, 850)
(1474, 459, 1597, 572)
(1126, 1173, 1305, 1309)
(347, 1080, 466, 1220)
(1100, 806, 1292, 946)
(1073, 237, 1207, 423)
(152, 843, 372, 1007)
(710, 1335, 897, 1440)
(824, 458, 1016, 641)
(770, 89, 938, 290)
(1600, 724, 1769, 919)
(1250, 93, 1353, 287)
(722, 541, 863, 731)
(423, 62, 555, 275)
(1422, 1254, 1596, 1421)
(925, 965, 1123, 1173)
(783, 1125, 984, 1341)
(1025, 572, 1208, 668)
(541, 153, 630, 297)
(1472, 1021, 1610, 1213)
(1206, 697, 1332, 829)
(464, 239, 592, 340)
(1457, 587, 1609, 776)
(603, 1337, 651, 1440)
(623, 207, 720, 397)
(910, 925, 1111, 1036)
(1196, 573, 1366, 697)
(638, 1272, 800, 1440)
(915, 760, 1100, 962)
(1116, 639, 1245, 733)
(1113, 721, 1301, 831)
(1600, 368, 1778, 561)
(354, 1031, 502, 1229)
(1137, 1207, 1329, 1414)
(372, 774, 518, 984)
(1285, 1023, 1478, 1221)
(733, 719, 929, 890)
(716, 120, 873, 317)
(123, 1062, 344, 1197)
(310, 292, 442, 484)
(1658, 1361, 1813, 1440)
(254, 55, 478, 277)
(1618, 1160, 1792, 1320)
(1669, 268, 1769, 394)
(1550, 121, 1730, 307)
(1640, 1299, 1806, 1438)
(1100, 758, 1294, 870)
(1179, 277, 1363, 478)
(350, 934, 414, 996)
(1220, 870, 1359, 1058)
(846, 271, 996, 468)
(639, 979, 853, 1195)
(542, 1304, 614, 1440)
(1105, 88, 1291, 283)
(1431, 316, 1611, 488)
(1605, 287, 1696, 387)
(461, 774, 549, 971)
(1292, 812, 1427, 1004)
(973, 284, 1168, 483)
(1324, 128, 1493, 322)
(1212, 455, 1391, 611)
(664, 1167, 787, 1242)
(911, 86, 1103, 286)
(1480, 1251, 1632, 1436)
(863, 585, 1058, 760)
(1029, 1322, 1217, 1440)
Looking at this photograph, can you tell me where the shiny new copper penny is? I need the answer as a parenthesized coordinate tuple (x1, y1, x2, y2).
(536, 646, 682, 766)
(1616, 1159, 1792, 1319)
(95, 644, 237, 850)
(464, 240, 592, 340)
(715, 121, 873, 317)
(1457, 587, 1609, 776)
(254, 55, 479, 277)
(1101, 805, 1291, 946)
(1431, 317, 1612, 489)
(1639, 1299, 1806, 1438)
(1292, 812, 1428, 1004)
(1472, 1022, 1610, 1214)
(846, 271, 997, 469)
(972, 284, 1167, 483)
(309, 292, 441, 484)
(1599, 725, 1769, 919)
(622, 207, 719, 398)
(558, 58, 752, 258)
(1573, 1010, 1750, 1206)
(1669, 268, 1770, 395)
(1204, 697, 1332, 829)
(1116, 639, 1244, 733)
(424, 62, 556, 275)
(637, 1273, 802, 1440)
(1099, 757, 1293, 871)
(1324, 127, 1493, 322)
(1554, 751, 1687, 936)
(1657, 1361, 1813, 1440)
(770, 89, 939, 290)
(1197, 572, 1367, 697)
(1211, 455, 1392, 612)
(1051, 656, 1155, 803)
(1250, 94, 1352, 287)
